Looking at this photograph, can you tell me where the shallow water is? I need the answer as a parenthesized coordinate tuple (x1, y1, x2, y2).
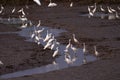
(80, 12, 119, 20)
(0, 17, 28, 24)
(0, 26, 97, 79)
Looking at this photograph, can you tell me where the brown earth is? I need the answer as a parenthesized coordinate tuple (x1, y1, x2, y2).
(0, 2, 120, 80)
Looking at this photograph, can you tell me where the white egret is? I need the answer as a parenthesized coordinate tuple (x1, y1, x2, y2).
(48, 35, 55, 43)
(19, 16, 28, 22)
(107, 6, 113, 13)
(0, 61, 3, 65)
(88, 3, 97, 18)
(44, 41, 52, 49)
(20, 23, 27, 28)
(100, 5, 105, 12)
(18, 8, 26, 17)
(44, 30, 52, 42)
(66, 39, 71, 49)
(48, 0, 57, 7)
(94, 46, 99, 57)
(88, 6, 94, 17)
(12, 7, 16, 13)
(110, 7, 116, 12)
(70, 2, 73, 7)
(52, 47, 59, 58)
(83, 43, 87, 54)
(36, 20, 41, 27)
(33, 0, 41, 6)
(36, 28, 45, 34)
(72, 33, 79, 44)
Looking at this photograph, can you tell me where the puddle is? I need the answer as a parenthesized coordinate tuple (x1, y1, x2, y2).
(0, 17, 28, 24)
(0, 26, 97, 79)
(80, 12, 119, 20)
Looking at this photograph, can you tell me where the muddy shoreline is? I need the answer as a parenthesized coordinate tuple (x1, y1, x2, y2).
(0, 3, 120, 80)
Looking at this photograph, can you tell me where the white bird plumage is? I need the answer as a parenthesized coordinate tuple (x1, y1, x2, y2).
(73, 33, 79, 44)
(48, 0, 57, 7)
(71, 44, 77, 53)
(70, 2, 73, 7)
(52, 47, 59, 58)
(12, 7, 16, 13)
(0, 61, 3, 65)
(94, 46, 99, 57)
(36, 20, 41, 27)
(44, 30, 52, 42)
(33, 0, 41, 6)
(66, 39, 71, 49)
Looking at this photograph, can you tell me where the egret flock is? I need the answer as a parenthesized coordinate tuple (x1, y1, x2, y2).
(0, 0, 119, 68)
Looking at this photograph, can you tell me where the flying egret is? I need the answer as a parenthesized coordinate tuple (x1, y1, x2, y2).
(52, 47, 59, 58)
(33, 0, 41, 6)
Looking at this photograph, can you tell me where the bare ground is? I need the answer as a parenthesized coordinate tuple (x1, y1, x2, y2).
(0, 3, 120, 80)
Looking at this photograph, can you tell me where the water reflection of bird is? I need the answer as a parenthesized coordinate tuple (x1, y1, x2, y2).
(71, 44, 77, 53)
(83, 56, 87, 64)
(66, 39, 71, 49)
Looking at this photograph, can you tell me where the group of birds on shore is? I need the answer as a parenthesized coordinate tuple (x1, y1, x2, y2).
(87, 3, 120, 19)
(29, 20, 99, 65)
(0, 0, 113, 66)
